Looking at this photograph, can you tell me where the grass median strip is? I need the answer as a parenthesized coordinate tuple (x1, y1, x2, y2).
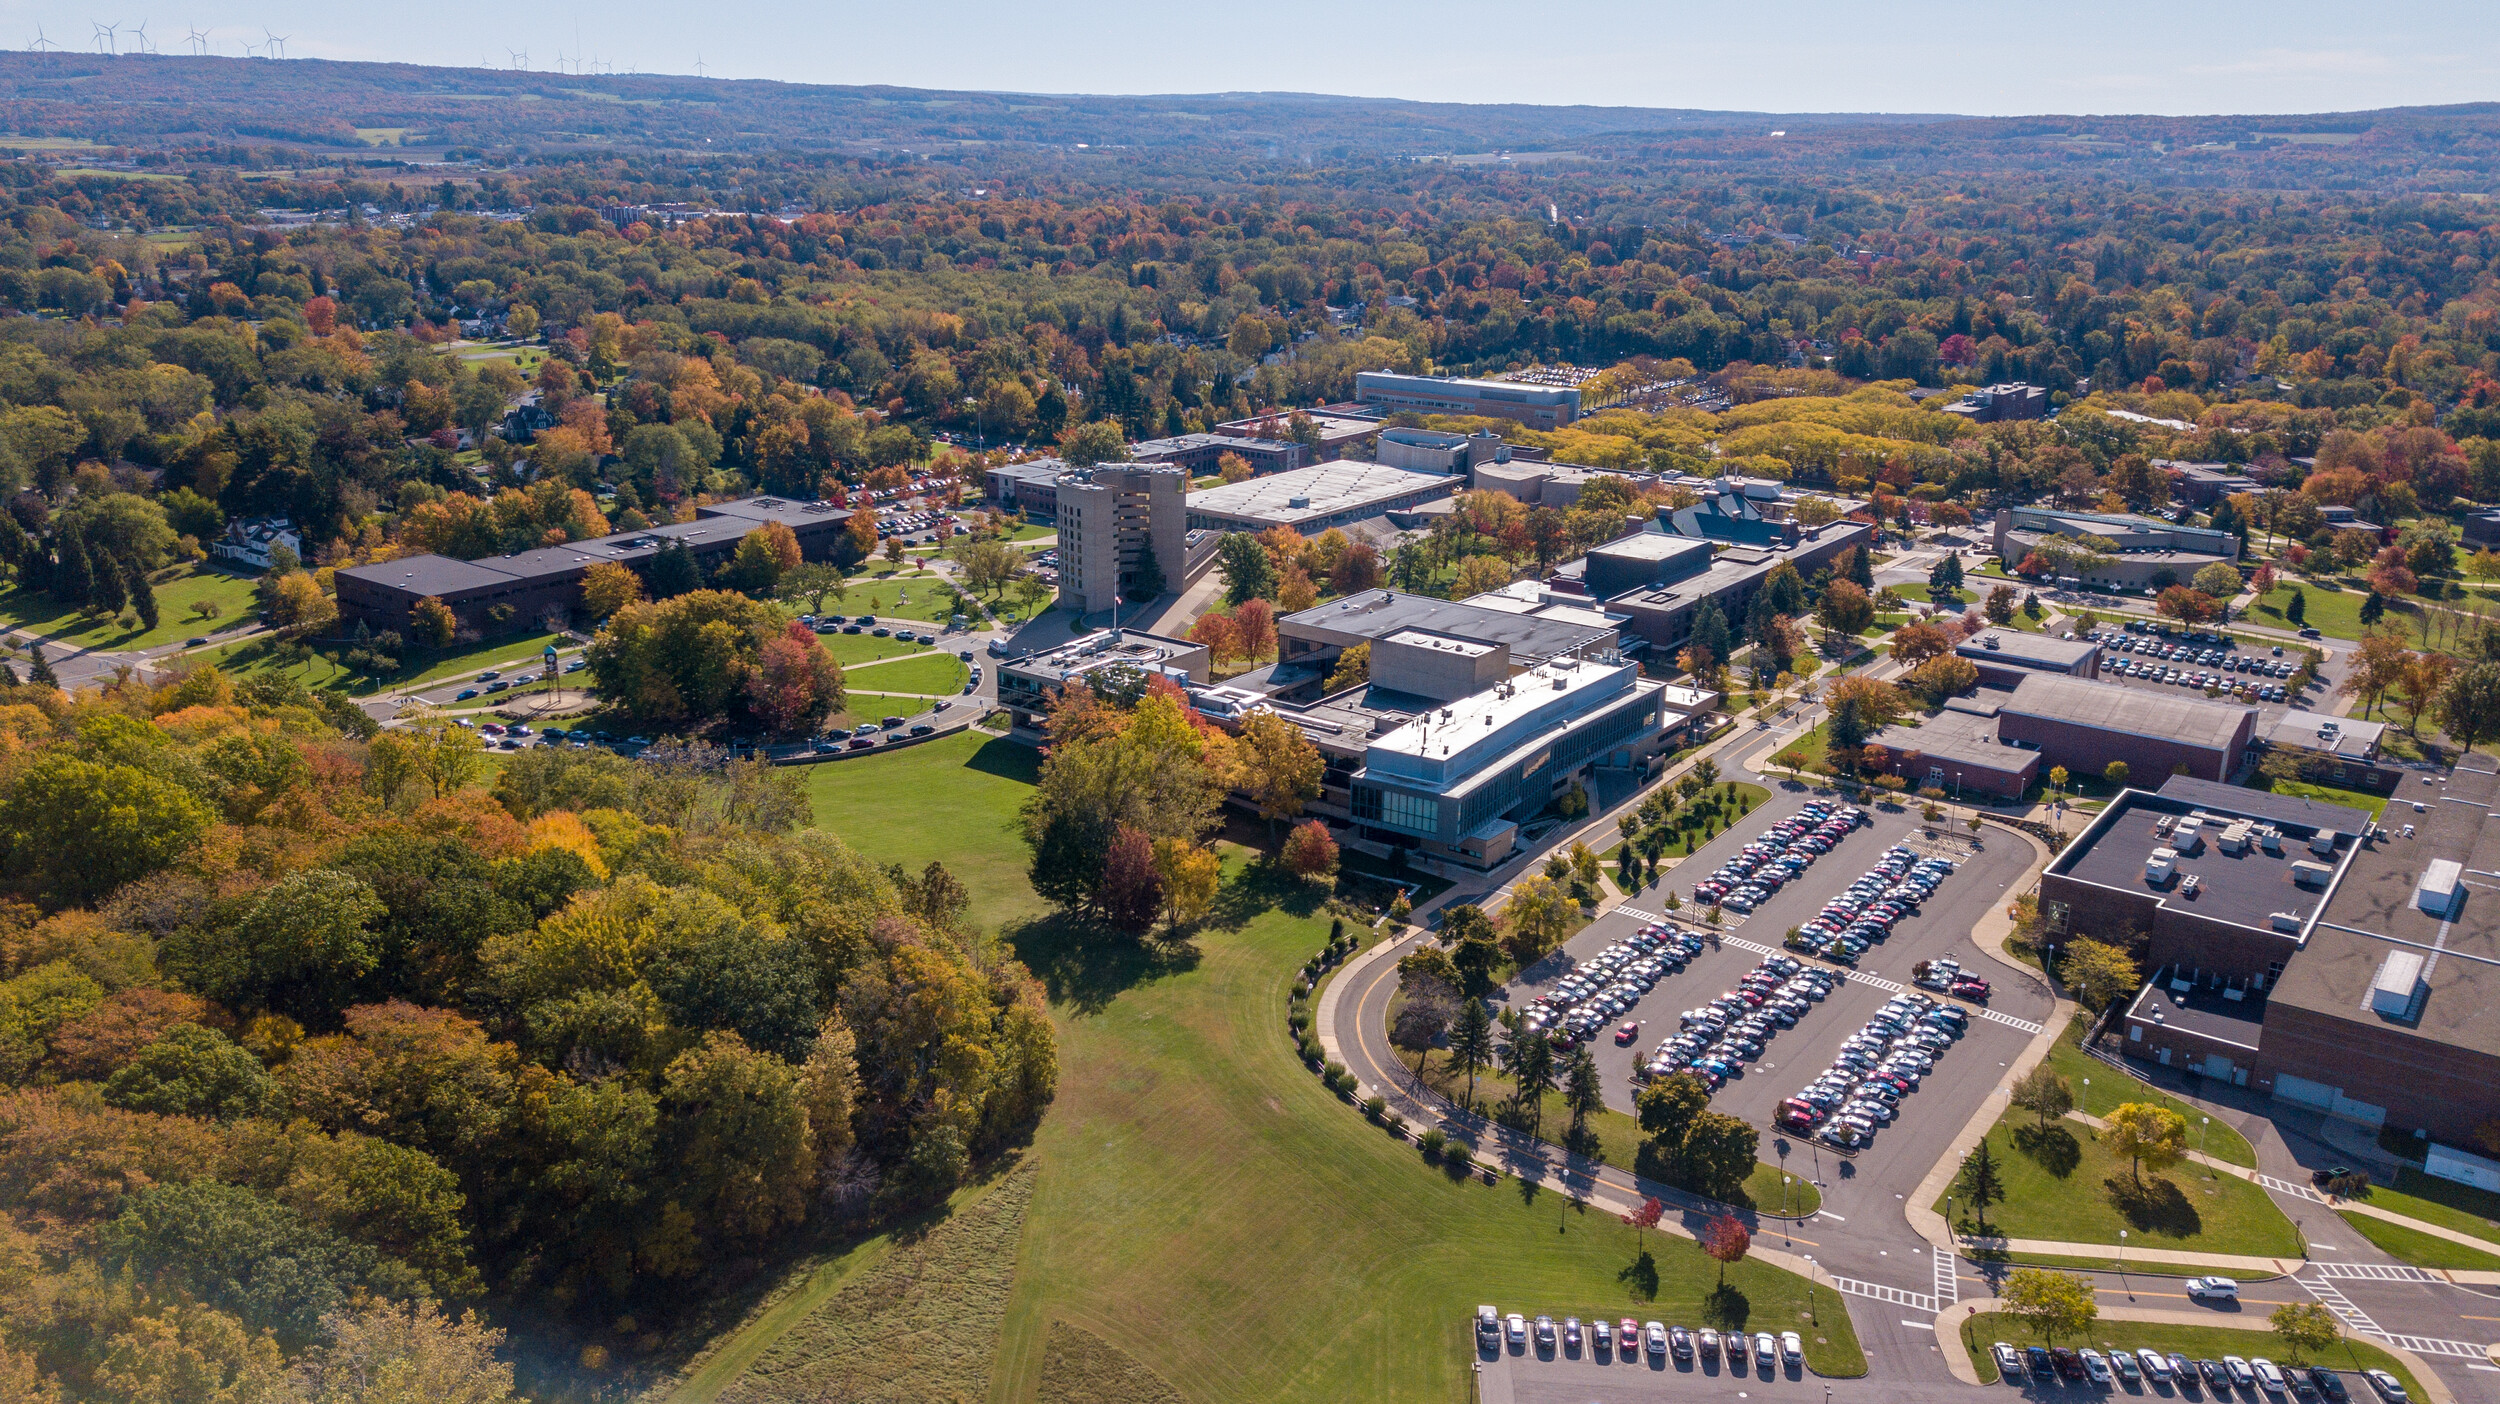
(2334, 1210, 2500, 1272)
(1936, 1109, 2301, 1258)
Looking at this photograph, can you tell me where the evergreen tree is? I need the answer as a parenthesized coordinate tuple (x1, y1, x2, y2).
(127, 558, 158, 631)
(1828, 696, 1868, 770)
(1847, 544, 1875, 590)
(2285, 589, 2307, 626)
(90, 544, 128, 617)
(1745, 588, 1779, 649)
(0, 663, 16, 687)
(1958, 1137, 2006, 1235)
(1127, 539, 1166, 601)
(51, 525, 93, 606)
(25, 644, 56, 689)
(2359, 590, 2386, 626)
(1688, 598, 1733, 672)
(648, 540, 700, 598)
(1448, 998, 1494, 1111)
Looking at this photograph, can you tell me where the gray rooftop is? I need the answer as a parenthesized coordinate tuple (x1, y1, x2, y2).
(1958, 630, 2097, 669)
(2127, 973, 2267, 1052)
(1184, 463, 1453, 524)
(2053, 785, 2360, 936)
(1866, 707, 2036, 774)
(2267, 710, 2387, 759)
(1280, 589, 1616, 663)
(695, 496, 855, 528)
(340, 554, 520, 596)
(2002, 673, 2255, 751)
(2282, 761, 2500, 1057)
(2156, 775, 2374, 835)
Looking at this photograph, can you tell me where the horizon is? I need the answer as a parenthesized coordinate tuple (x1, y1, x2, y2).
(9, 0, 2494, 120)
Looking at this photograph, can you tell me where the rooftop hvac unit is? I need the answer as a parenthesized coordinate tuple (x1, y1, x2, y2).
(2219, 820, 2254, 855)
(2416, 859, 2465, 919)
(2145, 847, 2179, 884)
(2310, 829, 2338, 856)
(2370, 950, 2425, 1017)
(2289, 860, 2334, 888)
(2269, 911, 2302, 933)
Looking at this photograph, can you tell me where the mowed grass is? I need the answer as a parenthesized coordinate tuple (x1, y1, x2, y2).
(2335, 1211, 2500, 1271)
(2244, 774, 2390, 821)
(844, 650, 968, 696)
(1963, 1312, 2426, 1399)
(200, 629, 572, 696)
(1032, 1322, 1184, 1404)
(2040, 1021, 2256, 1167)
(817, 632, 933, 665)
(801, 731, 1045, 929)
(989, 862, 1865, 1403)
(2371, 1169, 2500, 1244)
(1934, 1110, 2300, 1257)
(0, 563, 261, 652)
(835, 577, 966, 623)
(2248, 583, 2402, 643)
(830, 693, 947, 727)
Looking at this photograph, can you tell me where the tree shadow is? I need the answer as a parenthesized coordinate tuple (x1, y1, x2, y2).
(1702, 1284, 1750, 1331)
(2104, 1173, 2201, 1237)
(1004, 912, 1201, 1016)
(1202, 858, 1326, 932)
(963, 734, 1043, 783)
(2012, 1123, 2081, 1178)
(1619, 1249, 1659, 1301)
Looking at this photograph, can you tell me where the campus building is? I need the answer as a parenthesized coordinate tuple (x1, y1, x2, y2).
(1992, 506, 2240, 591)
(334, 496, 857, 638)
(2158, 460, 2263, 509)
(1127, 433, 1309, 476)
(1182, 462, 1460, 534)
(1954, 630, 2101, 688)
(1353, 370, 1581, 429)
(1376, 426, 1512, 474)
(1592, 520, 1879, 658)
(1267, 588, 1624, 701)
(1994, 672, 2257, 783)
(994, 628, 1212, 737)
(1053, 465, 1191, 613)
(2262, 711, 2400, 794)
(1861, 698, 2041, 800)
(1939, 382, 2048, 424)
(2045, 772, 2500, 1152)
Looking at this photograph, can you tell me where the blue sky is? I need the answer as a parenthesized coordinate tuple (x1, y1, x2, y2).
(11, 0, 2493, 117)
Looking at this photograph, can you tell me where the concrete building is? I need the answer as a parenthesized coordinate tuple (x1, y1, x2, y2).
(335, 496, 856, 638)
(1595, 521, 1879, 658)
(983, 459, 1071, 516)
(1056, 465, 1189, 613)
(1183, 462, 1459, 534)
(1955, 630, 2101, 687)
(1127, 433, 1308, 476)
(1993, 506, 2239, 591)
(1995, 672, 2257, 783)
(2047, 771, 2500, 1150)
(2463, 511, 2500, 549)
(2262, 711, 2398, 793)
(2159, 460, 2262, 509)
(1470, 458, 1657, 510)
(1861, 699, 2040, 800)
(1938, 382, 2048, 424)
(994, 628, 1211, 737)
(1659, 480, 1805, 548)
(1376, 426, 1511, 474)
(1215, 406, 1383, 459)
(1353, 371, 1581, 429)
(1271, 588, 1623, 702)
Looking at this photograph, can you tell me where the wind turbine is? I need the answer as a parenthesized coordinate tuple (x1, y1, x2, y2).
(126, 19, 151, 53)
(184, 25, 207, 54)
(92, 21, 119, 54)
(262, 27, 285, 57)
(693, 51, 706, 77)
(29, 25, 59, 53)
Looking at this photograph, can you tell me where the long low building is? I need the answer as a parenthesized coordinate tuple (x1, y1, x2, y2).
(1957, 629, 2100, 687)
(335, 496, 857, 637)
(1182, 462, 1459, 534)
(1862, 700, 2040, 799)
(2043, 771, 2500, 1156)
(1354, 370, 1581, 428)
(1996, 672, 2256, 783)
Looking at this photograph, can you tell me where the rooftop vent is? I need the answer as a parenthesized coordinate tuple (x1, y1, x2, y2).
(2370, 949, 2425, 1017)
(1981, 634, 2002, 650)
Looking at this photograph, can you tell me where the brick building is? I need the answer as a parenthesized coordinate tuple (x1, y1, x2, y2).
(1995, 673, 2256, 783)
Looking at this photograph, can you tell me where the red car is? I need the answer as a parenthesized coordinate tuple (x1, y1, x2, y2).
(1950, 976, 1991, 1000)
(1615, 1021, 1642, 1045)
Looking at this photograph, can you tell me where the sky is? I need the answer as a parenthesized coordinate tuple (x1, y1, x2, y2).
(7, 0, 2495, 118)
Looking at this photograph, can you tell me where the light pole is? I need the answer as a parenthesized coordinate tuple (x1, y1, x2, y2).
(2200, 1116, 2211, 1175)
(1947, 1193, 1956, 1243)
(2117, 1228, 2133, 1299)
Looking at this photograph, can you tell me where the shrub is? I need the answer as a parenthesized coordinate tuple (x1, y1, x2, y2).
(1419, 1127, 1449, 1159)
(1288, 1010, 1310, 1032)
(1363, 1094, 1387, 1120)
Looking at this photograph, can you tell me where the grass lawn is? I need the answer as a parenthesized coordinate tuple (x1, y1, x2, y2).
(2247, 583, 2404, 643)
(832, 693, 946, 726)
(1986, 1249, 2283, 1279)
(1935, 1109, 2298, 1256)
(2335, 1210, 2500, 1271)
(203, 629, 573, 696)
(800, 731, 1046, 930)
(2244, 774, 2390, 821)
(2374, 1168, 2500, 1243)
(2040, 1021, 2257, 1168)
(842, 650, 968, 696)
(1962, 1312, 2426, 1399)
(831, 578, 966, 624)
(0, 563, 261, 652)
(988, 859, 1865, 1402)
(815, 632, 931, 666)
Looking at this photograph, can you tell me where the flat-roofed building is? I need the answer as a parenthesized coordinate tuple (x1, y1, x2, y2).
(993, 628, 1211, 737)
(1600, 521, 1877, 657)
(334, 496, 854, 637)
(1956, 630, 2101, 687)
(1277, 589, 1619, 682)
(984, 458, 1071, 516)
(2158, 460, 2262, 508)
(1377, 427, 1511, 474)
(1861, 701, 2040, 799)
(1993, 505, 2239, 591)
(1996, 672, 2256, 783)
(1184, 462, 1459, 534)
(1127, 433, 1307, 476)
(1056, 465, 1189, 613)
(2263, 711, 2398, 793)
(1353, 371, 1581, 428)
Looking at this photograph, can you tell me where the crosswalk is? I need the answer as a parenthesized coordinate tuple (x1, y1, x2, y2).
(1829, 1276, 1939, 1312)
(1932, 1247, 1960, 1306)
(2293, 1269, 2494, 1360)
(1976, 1007, 2046, 1035)
(2256, 1173, 2331, 1204)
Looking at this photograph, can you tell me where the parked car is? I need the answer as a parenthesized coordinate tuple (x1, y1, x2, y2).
(2225, 1356, 2257, 1389)
(1474, 1305, 1499, 1348)
(1505, 1313, 1526, 1349)
(2026, 1346, 2054, 1379)
(2309, 1366, 2348, 1401)
(1562, 1318, 1581, 1352)
(2079, 1349, 2113, 1385)
(1780, 1332, 1803, 1366)
(2254, 1357, 2289, 1395)
(2361, 1369, 2407, 1402)
(1992, 1342, 2024, 1378)
(1645, 1321, 1669, 1357)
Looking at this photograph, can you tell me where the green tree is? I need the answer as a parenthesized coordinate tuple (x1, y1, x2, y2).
(1957, 1138, 2006, 1235)
(2102, 760, 2130, 789)
(2009, 1063, 2076, 1130)
(2104, 1102, 2189, 1185)
(776, 560, 846, 616)
(2285, 589, 2307, 626)
(2270, 1302, 2340, 1365)
(1448, 997, 1494, 1110)
(1677, 1110, 1760, 1202)
(1056, 420, 1129, 468)
(659, 1032, 814, 1245)
(2059, 937, 2142, 1011)
(2439, 662, 2500, 755)
(1215, 532, 1277, 604)
(2001, 1268, 2098, 1347)
(101, 1180, 410, 1349)
(102, 1023, 277, 1120)
(0, 754, 216, 906)
(173, 868, 386, 1021)
(1563, 1046, 1605, 1146)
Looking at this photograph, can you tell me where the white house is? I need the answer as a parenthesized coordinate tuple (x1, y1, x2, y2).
(210, 517, 302, 571)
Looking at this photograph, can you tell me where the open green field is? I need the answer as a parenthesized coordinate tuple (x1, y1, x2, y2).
(2335, 1210, 2500, 1270)
(2247, 583, 2404, 643)
(990, 858, 1865, 1399)
(0, 563, 261, 652)
(2040, 1022, 2257, 1167)
(800, 731, 1045, 930)
(832, 578, 966, 623)
(1963, 1312, 2426, 1399)
(816, 631, 932, 665)
(843, 650, 968, 696)
(202, 629, 572, 696)
(830, 693, 945, 728)
(1934, 1109, 2299, 1256)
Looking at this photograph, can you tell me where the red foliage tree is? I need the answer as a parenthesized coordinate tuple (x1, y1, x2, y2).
(745, 620, 845, 736)
(1699, 1212, 1752, 1283)
(1100, 826, 1163, 935)
(1621, 1195, 1665, 1249)
(1279, 819, 1339, 880)
(1232, 597, 1278, 661)
(2014, 553, 2051, 578)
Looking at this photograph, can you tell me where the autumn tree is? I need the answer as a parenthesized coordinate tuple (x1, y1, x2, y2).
(2010, 1063, 2075, 1130)
(2002, 1268, 2097, 1347)
(1279, 819, 1339, 881)
(1151, 838, 1221, 929)
(1234, 710, 1324, 832)
(1816, 579, 1875, 645)
(581, 561, 644, 620)
(2059, 937, 2141, 1011)
(2104, 1102, 2189, 1186)
(1698, 1212, 1751, 1284)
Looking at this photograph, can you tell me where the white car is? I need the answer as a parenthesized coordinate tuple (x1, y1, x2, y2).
(2254, 1358, 2288, 1395)
(2080, 1349, 2114, 1385)
(1644, 1320, 1669, 1357)
(2141, 1348, 2174, 1382)
(1992, 1341, 2024, 1378)
(1781, 1331, 1803, 1365)
(2185, 1275, 2240, 1301)
(1754, 1330, 1777, 1365)
(1505, 1313, 1526, 1348)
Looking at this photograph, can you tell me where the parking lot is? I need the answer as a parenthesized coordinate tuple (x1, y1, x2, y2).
(2082, 625, 2330, 718)
(1488, 783, 2050, 1179)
